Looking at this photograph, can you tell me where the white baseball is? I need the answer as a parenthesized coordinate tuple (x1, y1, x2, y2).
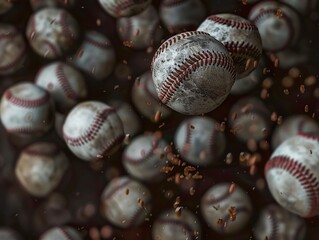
(0, 0, 12, 15)
(229, 97, 271, 142)
(201, 182, 253, 234)
(30, 0, 75, 10)
(100, 176, 152, 228)
(0, 24, 27, 75)
(131, 70, 171, 121)
(35, 62, 87, 112)
(160, 0, 206, 34)
(271, 114, 319, 149)
(63, 101, 124, 161)
(117, 5, 163, 49)
(40, 226, 82, 240)
(55, 111, 66, 139)
(69, 31, 116, 80)
(253, 204, 306, 240)
(15, 142, 69, 197)
(197, 14, 262, 78)
(152, 208, 201, 240)
(281, 0, 317, 15)
(151, 31, 236, 115)
(122, 133, 168, 182)
(98, 0, 151, 18)
(174, 116, 226, 166)
(0, 228, 22, 240)
(0, 82, 54, 137)
(248, 1, 301, 52)
(265, 133, 319, 217)
(26, 8, 79, 59)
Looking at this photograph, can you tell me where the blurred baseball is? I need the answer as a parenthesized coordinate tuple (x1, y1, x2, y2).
(54, 111, 66, 139)
(0, 82, 54, 137)
(15, 142, 69, 197)
(249, 1, 301, 52)
(63, 101, 124, 161)
(117, 5, 163, 49)
(0, 24, 27, 75)
(151, 31, 236, 115)
(253, 204, 306, 240)
(152, 208, 201, 240)
(40, 226, 82, 240)
(265, 133, 319, 217)
(98, 0, 151, 18)
(30, 0, 75, 10)
(100, 176, 152, 228)
(174, 116, 226, 166)
(35, 62, 87, 113)
(69, 31, 116, 80)
(160, 0, 206, 34)
(122, 133, 168, 182)
(0, 228, 22, 240)
(201, 182, 253, 234)
(26, 8, 79, 59)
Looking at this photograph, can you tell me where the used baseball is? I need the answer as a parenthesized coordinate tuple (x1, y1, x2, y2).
(151, 31, 236, 115)
(265, 133, 319, 217)
(63, 101, 124, 161)
(100, 176, 152, 228)
(40, 226, 82, 240)
(0, 228, 22, 240)
(201, 182, 253, 234)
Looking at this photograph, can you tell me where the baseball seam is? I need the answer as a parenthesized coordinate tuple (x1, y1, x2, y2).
(126, 197, 151, 227)
(4, 89, 50, 108)
(224, 41, 261, 61)
(204, 189, 232, 206)
(85, 35, 113, 50)
(109, 0, 139, 17)
(156, 218, 197, 240)
(265, 155, 319, 217)
(24, 146, 60, 157)
(56, 63, 79, 100)
(297, 132, 319, 142)
(208, 15, 258, 31)
(59, 10, 75, 40)
(6, 127, 49, 134)
(159, 50, 235, 104)
(267, 206, 279, 239)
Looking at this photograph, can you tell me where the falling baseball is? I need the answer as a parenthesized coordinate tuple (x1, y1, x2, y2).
(15, 142, 69, 197)
(100, 176, 152, 228)
(35, 62, 87, 113)
(122, 133, 168, 182)
(197, 14, 262, 78)
(201, 182, 253, 234)
(26, 8, 79, 59)
(98, 0, 151, 18)
(248, 1, 301, 52)
(152, 208, 201, 240)
(0, 24, 27, 75)
(63, 101, 124, 161)
(39, 226, 82, 240)
(151, 31, 236, 115)
(174, 116, 226, 166)
(29, 0, 75, 10)
(0, 82, 54, 137)
(265, 133, 319, 218)
(253, 204, 306, 240)
(68, 31, 116, 80)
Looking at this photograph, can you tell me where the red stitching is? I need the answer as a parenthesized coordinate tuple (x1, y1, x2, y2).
(297, 132, 319, 142)
(63, 108, 116, 147)
(267, 206, 279, 239)
(126, 196, 151, 227)
(4, 89, 50, 108)
(161, 0, 187, 7)
(159, 50, 235, 104)
(156, 218, 198, 240)
(60, 227, 74, 240)
(6, 127, 48, 134)
(218, 206, 250, 232)
(0, 29, 19, 39)
(109, 0, 140, 17)
(152, 31, 209, 65)
(85, 34, 112, 50)
(59, 10, 75, 40)
(208, 15, 258, 31)
(98, 133, 124, 157)
(55, 63, 79, 100)
(102, 178, 131, 202)
(223, 41, 261, 62)
(265, 156, 319, 217)
(24, 145, 60, 157)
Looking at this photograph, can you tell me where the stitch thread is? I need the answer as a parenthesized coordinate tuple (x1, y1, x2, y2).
(208, 15, 258, 31)
(5, 89, 50, 108)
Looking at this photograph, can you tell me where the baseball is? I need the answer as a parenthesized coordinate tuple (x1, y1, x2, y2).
(55, 112, 66, 139)
(0, 0, 12, 15)
(15, 142, 69, 197)
(271, 114, 319, 149)
(151, 31, 236, 115)
(248, 1, 301, 52)
(0, 82, 54, 137)
(201, 182, 253, 234)
(265, 133, 319, 218)
(0, 228, 22, 240)
(108, 100, 141, 137)
(280, 0, 317, 15)
(197, 14, 262, 78)
(100, 176, 152, 228)
(35, 62, 87, 113)
(174, 116, 226, 166)
(26, 8, 79, 59)
(152, 208, 201, 240)
(63, 101, 124, 161)
(159, 0, 206, 34)
(98, 0, 151, 18)
(253, 204, 306, 240)
(229, 97, 271, 143)
(117, 5, 163, 49)
(122, 133, 168, 182)
(68, 31, 116, 80)
(30, 0, 75, 10)
(40, 226, 82, 240)
(0, 24, 27, 75)
(131, 70, 171, 121)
